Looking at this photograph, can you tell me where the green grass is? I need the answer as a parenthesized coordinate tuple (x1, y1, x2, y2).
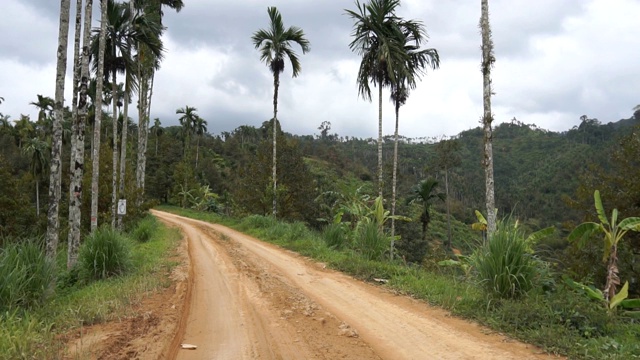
(0, 221, 182, 359)
(158, 205, 640, 360)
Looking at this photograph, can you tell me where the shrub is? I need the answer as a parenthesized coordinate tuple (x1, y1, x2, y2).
(473, 221, 539, 298)
(323, 223, 348, 250)
(78, 227, 132, 281)
(132, 216, 157, 243)
(353, 222, 388, 261)
(0, 241, 53, 310)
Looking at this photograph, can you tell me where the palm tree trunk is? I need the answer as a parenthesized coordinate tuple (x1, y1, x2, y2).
(111, 65, 118, 229)
(68, 0, 81, 227)
(91, 0, 109, 232)
(445, 166, 452, 249)
(46, 0, 71, 261)
(390, 102, 400, 260)
(481, 0, 496, 236)
(68, 0, 92, 268)
(272, 71, 280, 217)
(377, 81, 383, 200)
(117, 82, 129, 231)
(604, 244, 620, 303)
(195, 135, 200, 169)
(36, 180, 40, 217)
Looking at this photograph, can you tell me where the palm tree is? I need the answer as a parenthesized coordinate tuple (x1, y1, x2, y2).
(91, 0, 109, 232)
(23, 138, 50, 217)
(68, 0, 94, 269)
(388, 22, 440, 257)
(14, 115, 35, 148)
(193, 115, 208, 169)
(346, 0, 417, 199)
(176, 105, 198, 159)
(407, 178, 445, 242)
(46, 0, 71, 262)
(30, 95, 55, 136)
(133, 0, 178, 198)
(252, 6, 310, 217)
(151, 117, 163, 156)
(480, 0, 496, 236)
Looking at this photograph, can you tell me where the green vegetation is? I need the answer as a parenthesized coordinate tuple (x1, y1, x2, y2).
(0, 241, 53, 311)
(0, 219, 181, 359)
(77, 227, 132, 281)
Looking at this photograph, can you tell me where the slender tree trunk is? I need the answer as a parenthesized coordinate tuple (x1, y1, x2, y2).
(272, 71, 280, 217)
(390, 102, 400, 260)
(480, 0, 496, 236)
(377, 81, 383, 200)
(36, 180, 40, 217)
(91, 0, 109, 232)
(195, 135, 200, 169)
(68, 0, 81, 225)
(46, 0, 71, 261)
(445, 166, 452, 250)
(111, 61, 118, 229)
(117, 81, 129, 231)
(68, 0, 92, 268)
(136, 64, 151, 200)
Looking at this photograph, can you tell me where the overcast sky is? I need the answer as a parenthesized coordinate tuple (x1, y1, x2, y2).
(1, 0, 638, 139)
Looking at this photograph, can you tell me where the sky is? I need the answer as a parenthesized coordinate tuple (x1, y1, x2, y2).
(1, 0, 638, 140)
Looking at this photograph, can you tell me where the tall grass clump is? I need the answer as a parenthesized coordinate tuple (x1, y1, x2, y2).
(322, 223, 348, 250)
(353, 222, 388, 261)
(132, 215, 157, 243)
(78, 227, 132, 281)
(0, 241, 53, 311)
(241, 215, 277, 230)
(473, 220, 538, 298)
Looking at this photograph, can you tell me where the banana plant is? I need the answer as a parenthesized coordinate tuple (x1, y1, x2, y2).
(568, 190, 640, 303)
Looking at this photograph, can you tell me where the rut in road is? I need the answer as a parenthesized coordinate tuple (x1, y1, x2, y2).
(154, 210, 559, 360)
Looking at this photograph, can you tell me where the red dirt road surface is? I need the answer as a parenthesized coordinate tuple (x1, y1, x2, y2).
(153, 211, 558, 360)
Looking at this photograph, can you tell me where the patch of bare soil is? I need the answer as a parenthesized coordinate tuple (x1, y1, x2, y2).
(67, 210, 562, 359)
(64, 232, 190, 360)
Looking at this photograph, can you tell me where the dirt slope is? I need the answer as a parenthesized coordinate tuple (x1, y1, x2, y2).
(153, 211, 558, 360)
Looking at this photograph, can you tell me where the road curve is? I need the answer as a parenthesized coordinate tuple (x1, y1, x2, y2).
(153, 210, 558, 360)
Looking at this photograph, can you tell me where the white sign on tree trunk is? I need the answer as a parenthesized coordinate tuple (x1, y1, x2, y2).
(117, 199, 127, 215)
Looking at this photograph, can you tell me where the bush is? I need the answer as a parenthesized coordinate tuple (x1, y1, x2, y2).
(473, 221, 539, 298)
(322, 223, 348, 249)
(353, 222, 389, 261)
(0, 241, 53, 310)
(132, 216, 157, 243)
(78, 227, 132, 281)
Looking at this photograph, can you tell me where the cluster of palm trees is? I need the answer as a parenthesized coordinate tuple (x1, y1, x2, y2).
(176, 105, 208, 168)
(48, 0, 184, 269)
(251, 0, 497, 252)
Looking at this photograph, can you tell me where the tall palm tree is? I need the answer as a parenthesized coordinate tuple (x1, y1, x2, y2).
(480, 0, 496, 235)
(346, 0, 416, 199)
(46, 0, 71, 262)
(14, 115, 35, 148)
(68, 0, 93, 269)
(133, 0, 178, 198)
(151, 117, 163, 156)
(252, 6, 310, 217)
(23, 138, 49, 217)
(388, 23, 440, 258)
(193, 115, 208, 169)
(30, 95, 55, 137)
(176, 105, 198, 159)
(90, 0, 109, 232)
(407, 178, 445, 242)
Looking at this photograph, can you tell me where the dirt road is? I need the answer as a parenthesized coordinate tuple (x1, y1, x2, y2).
(153, 210, 557, 360)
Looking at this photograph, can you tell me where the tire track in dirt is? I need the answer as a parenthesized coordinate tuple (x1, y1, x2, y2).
(154, 210, 560, 360)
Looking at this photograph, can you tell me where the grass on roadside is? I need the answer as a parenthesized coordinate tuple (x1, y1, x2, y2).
(0, 220, 182, 360)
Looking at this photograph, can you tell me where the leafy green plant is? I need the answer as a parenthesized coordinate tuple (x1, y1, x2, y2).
(563, 277, 640, 317)
(0, 241, 53, 310)
(354, 222, 388, 261)
(473, 220, 550, 298)
(322, 223, 348, 249)
(78, 227, 132, 281)
(132, 216, 157, 243)
(568, 190, 640, 303)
